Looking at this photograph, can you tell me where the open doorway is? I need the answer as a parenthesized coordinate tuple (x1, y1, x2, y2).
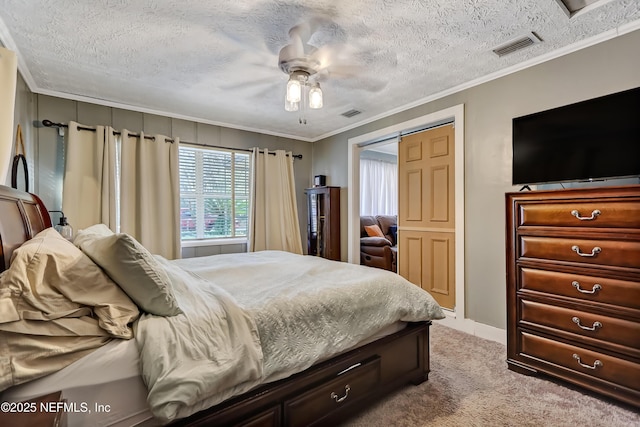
(347, 104, 465, 324)
(359, 141, 398, 272)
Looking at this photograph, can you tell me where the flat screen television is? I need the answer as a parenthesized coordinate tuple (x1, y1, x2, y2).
(512, 86, 640, 185)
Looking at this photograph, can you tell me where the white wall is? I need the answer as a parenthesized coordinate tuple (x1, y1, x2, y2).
(312, 29, 640, 330)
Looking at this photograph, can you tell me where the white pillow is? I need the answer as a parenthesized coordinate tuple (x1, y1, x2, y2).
(79, 233, 182, 316)
(73, 223, 115, 248)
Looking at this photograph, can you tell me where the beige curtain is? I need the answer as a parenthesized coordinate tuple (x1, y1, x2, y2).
(119, 131, 180, 259)
(248, 148, 302, 254)
(62, 122, 118, 231)
(0, 47, 17, 184)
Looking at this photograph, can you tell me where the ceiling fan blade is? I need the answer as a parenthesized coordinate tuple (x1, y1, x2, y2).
(251, 84, 280, 101)
(281, 15, 337, 63)
(218, 76, 277, 91)
(321, 64, 364, 79)
(311, 44, 340, 69)
(312, 65, 389, 92)
(333, 76, 390, 93)
(289, 22, 312, 45)
(313, 41, 396, 71)
(356, 48, 398, 70)
(356, 77, 389, 92)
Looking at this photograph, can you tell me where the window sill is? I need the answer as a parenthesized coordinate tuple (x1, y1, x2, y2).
(181, 237, 248, 248)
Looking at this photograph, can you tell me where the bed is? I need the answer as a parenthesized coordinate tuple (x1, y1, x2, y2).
(0, 185, 444, 426)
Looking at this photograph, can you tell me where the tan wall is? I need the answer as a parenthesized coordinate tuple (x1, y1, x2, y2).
(30, 95, 313, 256)
(5, 72, 36, 188)
(312, 29, 640, 329)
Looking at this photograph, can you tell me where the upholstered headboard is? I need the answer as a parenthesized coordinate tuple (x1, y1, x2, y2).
(0, 185, 52, 273)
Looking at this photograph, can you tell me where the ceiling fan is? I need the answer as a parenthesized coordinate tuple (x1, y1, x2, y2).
(278, 20, 327, 121)
(277, 17, 395, 124)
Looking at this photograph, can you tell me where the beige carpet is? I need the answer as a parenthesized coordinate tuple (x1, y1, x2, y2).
(343, 323, 639, 427)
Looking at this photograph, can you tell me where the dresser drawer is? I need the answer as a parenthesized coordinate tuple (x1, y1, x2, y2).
(518, 200, 640, 228)
(520, 332, 640, 392)
(520, 236, 640, 268)
(520, 299, 640, 351)
(284, 357, 380, 427)
(519, 268, 640, 310)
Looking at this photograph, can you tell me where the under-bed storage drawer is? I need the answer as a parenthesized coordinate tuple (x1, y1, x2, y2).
(234, 406, 281, 427)
(284, 356, 381, 427)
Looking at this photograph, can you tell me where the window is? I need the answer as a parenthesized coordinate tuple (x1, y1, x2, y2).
(359, 156, 398, 216)
(179, 146, 250, 240)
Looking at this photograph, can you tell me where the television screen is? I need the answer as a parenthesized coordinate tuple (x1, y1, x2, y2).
(512, 86, 640, 185)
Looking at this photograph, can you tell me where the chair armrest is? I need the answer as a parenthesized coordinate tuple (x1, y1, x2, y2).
(360, 236, 392, 247)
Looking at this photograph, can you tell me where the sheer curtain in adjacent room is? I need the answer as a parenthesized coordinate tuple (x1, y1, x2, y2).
(360, 158, 398, 216)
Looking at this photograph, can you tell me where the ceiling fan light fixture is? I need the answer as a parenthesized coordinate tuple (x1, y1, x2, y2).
(309, 83, 323, 109)
(286, 76, 302, 103)
(285, 99, 299, 112)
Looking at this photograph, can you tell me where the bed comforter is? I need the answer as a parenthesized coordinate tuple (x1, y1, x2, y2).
(136, 250, 445, 422)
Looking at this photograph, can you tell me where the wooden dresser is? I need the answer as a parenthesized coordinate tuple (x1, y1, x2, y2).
(506, 185, 640, 408)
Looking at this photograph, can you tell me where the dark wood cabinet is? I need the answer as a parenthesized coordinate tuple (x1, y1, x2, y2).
(506, 185, 640, 408)
(306, 186, 340, 261)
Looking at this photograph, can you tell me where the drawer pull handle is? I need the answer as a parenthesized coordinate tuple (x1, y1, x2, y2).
(572, 316, 602, 331)
(572, 354, 603, 370)
(330, 385, 351, 403)
(572, 281, 602, 294)
(571, 245, 601, 257)
(571, 209, 601, 221)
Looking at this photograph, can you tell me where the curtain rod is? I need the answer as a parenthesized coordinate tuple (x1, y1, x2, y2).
(40, 119, 303, 159)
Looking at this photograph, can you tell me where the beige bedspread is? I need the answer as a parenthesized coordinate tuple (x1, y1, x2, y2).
(137, 251, 445, 422)
(135, 256, 263, 423)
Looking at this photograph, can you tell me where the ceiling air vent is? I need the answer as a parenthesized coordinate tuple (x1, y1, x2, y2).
(341, 109, 362, 118)
(555, 0, 609, 18)
(492, 32, 542, 57)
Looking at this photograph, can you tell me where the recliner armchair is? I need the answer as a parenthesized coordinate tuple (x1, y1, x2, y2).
(360, 215, 397, 271)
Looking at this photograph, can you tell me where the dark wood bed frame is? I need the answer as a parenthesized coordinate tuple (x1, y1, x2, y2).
(0, 185, 432, 427)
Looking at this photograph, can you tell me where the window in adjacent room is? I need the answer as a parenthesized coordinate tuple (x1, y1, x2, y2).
(179, 146, 250, 240)
(359, 146, 398, 216)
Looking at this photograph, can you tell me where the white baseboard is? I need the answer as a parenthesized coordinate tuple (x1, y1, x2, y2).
(435, 314, 507, 345)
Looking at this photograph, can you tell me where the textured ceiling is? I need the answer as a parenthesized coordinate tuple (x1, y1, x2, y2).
(0, 1, 639, 141)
